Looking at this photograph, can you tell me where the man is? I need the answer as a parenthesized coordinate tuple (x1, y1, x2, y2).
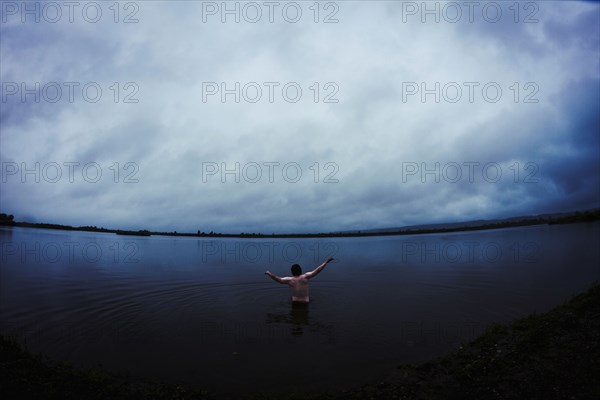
(265, 257, 334, 303)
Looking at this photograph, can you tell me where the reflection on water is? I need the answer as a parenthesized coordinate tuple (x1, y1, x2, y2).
(290, 302, 309, 336)
(265, 302, 337, 342)
(266, 302, 310, 336)
(0, 223, 599, 396)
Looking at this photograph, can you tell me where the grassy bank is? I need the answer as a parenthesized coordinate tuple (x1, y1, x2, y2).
(2, 282, 599, 399)
(0, 338, 213, 400)
(329, 282, 600, 400)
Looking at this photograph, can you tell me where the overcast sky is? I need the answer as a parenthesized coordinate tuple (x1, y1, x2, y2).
(1, 0, 599, 233)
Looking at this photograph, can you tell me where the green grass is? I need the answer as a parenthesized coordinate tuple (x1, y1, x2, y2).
(2, 282, 599, 399)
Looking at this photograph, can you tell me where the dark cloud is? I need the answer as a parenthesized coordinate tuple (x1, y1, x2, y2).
(1, 1, 598, 233)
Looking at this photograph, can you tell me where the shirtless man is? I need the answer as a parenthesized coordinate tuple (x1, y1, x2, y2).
(265, 257, 334, 303)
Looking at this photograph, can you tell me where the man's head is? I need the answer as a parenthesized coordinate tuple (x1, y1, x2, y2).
(291, 264, 302, 276)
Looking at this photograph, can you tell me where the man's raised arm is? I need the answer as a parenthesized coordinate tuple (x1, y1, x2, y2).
(265, 271, 290, 284)
(304, 257, 334, 279)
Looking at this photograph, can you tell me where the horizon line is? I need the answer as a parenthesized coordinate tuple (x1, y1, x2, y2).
(1, 208, 599, 238)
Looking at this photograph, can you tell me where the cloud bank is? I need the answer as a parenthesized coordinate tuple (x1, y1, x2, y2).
(1, 1, 599, 233)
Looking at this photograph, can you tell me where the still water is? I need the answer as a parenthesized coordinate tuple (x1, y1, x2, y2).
(1, 223, 599, 396)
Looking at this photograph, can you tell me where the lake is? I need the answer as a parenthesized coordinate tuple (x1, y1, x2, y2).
(1, 223, 599, 397)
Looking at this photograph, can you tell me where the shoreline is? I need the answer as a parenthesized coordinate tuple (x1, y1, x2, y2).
(2, 282, 598, 399)
(1, 209, 599, 239)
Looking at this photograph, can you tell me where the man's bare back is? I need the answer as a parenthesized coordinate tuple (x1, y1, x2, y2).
(265, 258, 334, 303)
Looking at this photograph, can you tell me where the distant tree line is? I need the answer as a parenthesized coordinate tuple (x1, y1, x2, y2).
(0, 209, 598, 238)
(0, 213, 15, 226)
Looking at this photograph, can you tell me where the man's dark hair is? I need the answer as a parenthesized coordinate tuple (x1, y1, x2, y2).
(291, 264, 302, 276)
